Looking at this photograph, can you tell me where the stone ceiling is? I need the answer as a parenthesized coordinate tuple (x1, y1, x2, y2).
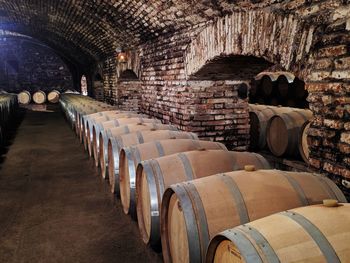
(0, 0, 344, 67)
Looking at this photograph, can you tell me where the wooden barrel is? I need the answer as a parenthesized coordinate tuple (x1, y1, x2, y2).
(160, 169, 347, 263)
(260, 75, 275, 97)
(84, 113, 142, 155)
(33, 90, 47, 104)
(249, 105, 295, 150)
(269, 97, 280, 106)
(82, 110, 130, 138)
(136, 150, 270, 248)
(18, 91, 31, 105)
(120, 140, 227, 219)
(76, 107, 114, 137)
(299, 121, 311, 164)
(286, 98, 296, 107)
(99, 123, 178, 178)
(108, 130, 199, 197)
(293, 77, 307, 99)
(47, 90, 60, 103)
(267, 109, 313, 157)
(276, 75, 290, 98)
(207, 202, 350, 263)
(92, 117, 161, 164)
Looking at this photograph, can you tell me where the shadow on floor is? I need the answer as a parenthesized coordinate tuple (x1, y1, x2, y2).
(0, 108, 25, 170)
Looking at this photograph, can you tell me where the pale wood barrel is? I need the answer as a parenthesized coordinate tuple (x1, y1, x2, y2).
(82, 110, 130, 138)
(108, 130, 199, 197)
(207, 202, 350, 263)
(84, 112, 141, 155)
(299, 121, 311, 164)
(92, 117, 161, 165)
(99, 123, 177, 179)
(47, 90, 60, 103)
(76, 107, 114, 138)
(137, 150, 270, 248)
(266, 109, 313, 157)
(249, 105, 295, 150)
(120, 140, 227, 220)
(18, 91, 31, 105)
(32, 90, 47, 104)
(161, 169, 347, 263)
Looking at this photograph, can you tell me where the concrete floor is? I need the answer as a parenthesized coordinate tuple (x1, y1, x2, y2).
(0, 106, 162, 263)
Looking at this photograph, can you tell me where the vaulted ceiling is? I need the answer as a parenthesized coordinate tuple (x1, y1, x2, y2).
(0, 0, 343, 68)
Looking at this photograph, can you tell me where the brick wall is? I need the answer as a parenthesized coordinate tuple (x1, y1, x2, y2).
(94, 2, 350, 197)
(188, 80, 249, 150)
(0, 37, 73, 93)
(117, 80, 142, 111)
(305, 12, 350, 198)
(102, 57, 118, 105)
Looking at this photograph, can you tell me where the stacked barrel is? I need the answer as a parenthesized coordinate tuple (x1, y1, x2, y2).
(249, 73, 308, 109)
(18, 89, 61, 105)
(249, 104, 312, 163)
(0, 92, 18, 148)
(61, 93, 349, 263)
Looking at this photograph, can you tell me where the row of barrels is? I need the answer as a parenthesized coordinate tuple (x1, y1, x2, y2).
(250, 73, 308, 109)
(0, 92, 18, 147)
(60, 94, 349, 263)
(18, 90, 61, 105)
(249, 104, 312, 163)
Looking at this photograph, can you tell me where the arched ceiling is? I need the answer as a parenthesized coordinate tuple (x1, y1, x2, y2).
(0, 0, 289, 67)
(0, 0, 343, 68)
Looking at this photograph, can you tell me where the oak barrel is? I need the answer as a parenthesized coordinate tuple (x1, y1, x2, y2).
(207, 202, 350, 263)
(293, 78, 307, 99)
(266, 109, 313, 157)
(161, 169, 347, 263)
(108, 130, 198, 196)
(47, 90, 60, 103)
(18, 91, 31, 105)
(92, 117, 161, 164)
(84, 113, 143, 155)
(276, 75, 290, 98)
(260, 75, 274, 97)
(299, 121, 311, 164)
(249, 105, 295, 150)
(99, 123, 177, 178)
(121, 140, 227, 219)
(32, 90, 47, 104)
(136, 150, 270, 248)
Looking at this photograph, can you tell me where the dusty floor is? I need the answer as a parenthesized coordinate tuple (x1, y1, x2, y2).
(0, 106, 162, 263)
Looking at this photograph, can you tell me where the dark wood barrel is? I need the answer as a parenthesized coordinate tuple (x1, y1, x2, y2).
(160, 169, 347, 263)
(260, 75, 274, 97)
(136, 150, 270, 248)
(266, 109, 313, 157)
(293, 77, 307, 99)
(276, 75, 290, 98)
(207, 202, 350, 263)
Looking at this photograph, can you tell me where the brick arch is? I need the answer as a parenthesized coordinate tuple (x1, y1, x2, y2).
(184, 10, 315, 79)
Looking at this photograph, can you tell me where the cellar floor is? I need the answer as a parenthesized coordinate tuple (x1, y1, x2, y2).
(0, 105, 162, 263)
